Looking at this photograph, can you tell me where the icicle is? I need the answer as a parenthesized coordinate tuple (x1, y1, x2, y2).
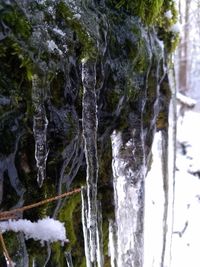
(65, 251, 74, 267)
(111, 130, 145, 267)
(108, 220, 117, 267)
(158, 67, 176, 267)
(163, 62, 177, 267)
(81, 188, 104, 267)
(96, 202, 104, 267)
(32, 74, 49, 187)
(81, 187, 92, 267)
(81, 59, 102, 266)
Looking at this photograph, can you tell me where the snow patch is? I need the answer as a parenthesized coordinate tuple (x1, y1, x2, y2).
(53, 27, 66, 37)
(47, 40, 63, 55)
(171, 110, 200, 267)
(73, 13, 81, 20)
(170, 22, 181, 33)
(165, 10, 173, 19)
(177, 92, 197, 107)
(0, 218, 68, 245)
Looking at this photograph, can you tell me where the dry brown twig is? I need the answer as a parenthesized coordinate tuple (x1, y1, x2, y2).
(0, 187, 81, 219)
(0, 233, 13, 267)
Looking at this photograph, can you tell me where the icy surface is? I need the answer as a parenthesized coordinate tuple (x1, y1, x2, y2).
(81, 61, 103, 266)
(108, 220, 117, 267)
(32, 75, 49, 187)
(111, 130, 144, 267)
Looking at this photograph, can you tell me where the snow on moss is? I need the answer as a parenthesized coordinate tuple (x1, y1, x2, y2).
(47, 40, 63, 55)
(0, 218, 68, 245)
(165, 10, 173, 19)
(170, 22, 181, 33)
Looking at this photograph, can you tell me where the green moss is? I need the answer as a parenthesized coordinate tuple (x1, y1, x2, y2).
(80, 259, 86, 267)
(58, 194, 81, 246)
(27, 239, 48, 266)
(113, 0, 179, 52)
(114, 0, 164, 25)
(51, 192, 84, 266)
(134, 0, 164, 25)
(3, 233, 20, 261)
(11, 42, 34, 81)
(51, 242, 65, 266)
(22, 173, 57, 221)
(157, 0, 180, 52)
(56, 1, 97, 59)
(1, 4, 31, 39)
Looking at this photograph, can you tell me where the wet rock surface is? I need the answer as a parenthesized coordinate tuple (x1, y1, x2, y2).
(0, 1, 172, 266)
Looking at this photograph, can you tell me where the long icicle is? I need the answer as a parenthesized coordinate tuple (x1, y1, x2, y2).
(81, 59, 102, 266)
(32, 74, 49, 187)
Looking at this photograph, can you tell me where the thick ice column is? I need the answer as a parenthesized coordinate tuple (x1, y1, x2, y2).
(81, 60, 103, 266)
(144, 132, 165, 267)
(111, 130, 145, 267)
(32, 74, 49, 187)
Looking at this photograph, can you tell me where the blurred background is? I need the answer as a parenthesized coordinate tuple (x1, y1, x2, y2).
(172, 0, 200, 266)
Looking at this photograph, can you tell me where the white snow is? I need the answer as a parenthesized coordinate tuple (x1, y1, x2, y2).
(177, 111, 200, 174)
(73, 13, 81, 20)
(144, 109, 200, 267)
(144, 132, 165, 267)
(0, 218, 68, 245)
(53, 27, 66, 37)
(47, 40, 63, 55)
(170, 22, 181, 33)
(171, 110, 200, 267)
(177, 92, 197, 107)
(165, 10, 173, 19)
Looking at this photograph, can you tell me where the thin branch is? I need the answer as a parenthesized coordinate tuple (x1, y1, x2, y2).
(0, 188, 81, 219)
(0, 233, 13, 267)
(0, 215, 17, 221)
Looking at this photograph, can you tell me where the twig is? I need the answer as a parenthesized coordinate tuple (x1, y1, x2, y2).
(0, 188, 81, 219)
(0, 215, 17, 221)
(0, 233, 13, 267)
